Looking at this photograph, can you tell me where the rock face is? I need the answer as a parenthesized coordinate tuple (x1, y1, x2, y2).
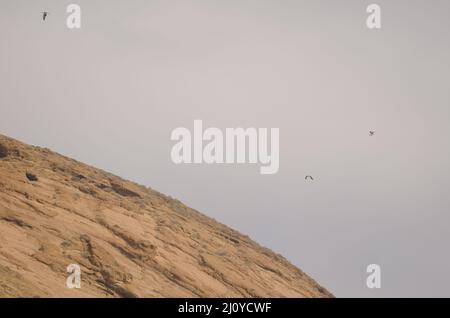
(0, 134, 332, 298)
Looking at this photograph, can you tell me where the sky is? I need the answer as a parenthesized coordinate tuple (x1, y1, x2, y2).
(1, 0, 450, 297)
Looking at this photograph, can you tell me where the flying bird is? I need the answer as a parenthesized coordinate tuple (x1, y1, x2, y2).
(369, 131, 375, 136)
(42, 12, 48, 21)
(305, 176, 314, 181)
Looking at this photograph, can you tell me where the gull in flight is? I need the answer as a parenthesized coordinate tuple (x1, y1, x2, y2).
(369, 131, 375, 136)
(42, 11, 48, 21)
(305, 176, 314, 181)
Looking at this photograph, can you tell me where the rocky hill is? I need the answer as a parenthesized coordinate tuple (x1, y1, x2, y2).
(0, 134, 332, 297)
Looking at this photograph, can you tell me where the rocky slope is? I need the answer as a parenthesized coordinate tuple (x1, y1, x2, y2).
(0, 134, 332, 298)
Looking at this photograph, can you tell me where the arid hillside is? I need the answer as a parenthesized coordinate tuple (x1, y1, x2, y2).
(0, 134, 332, 298)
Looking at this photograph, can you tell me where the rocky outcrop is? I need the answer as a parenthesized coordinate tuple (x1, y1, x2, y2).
(0, 134, 332, 298)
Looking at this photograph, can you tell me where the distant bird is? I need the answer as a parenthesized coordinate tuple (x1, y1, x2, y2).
(42, 11, 48, 21)
(305, 176, 314, 181)
(369, 131, 375, 136)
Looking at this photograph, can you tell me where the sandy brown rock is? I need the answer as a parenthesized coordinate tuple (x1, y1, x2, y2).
(0, 134, 332, 298)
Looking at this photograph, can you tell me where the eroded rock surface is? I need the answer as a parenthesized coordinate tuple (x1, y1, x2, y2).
(0, 134, 332, 298)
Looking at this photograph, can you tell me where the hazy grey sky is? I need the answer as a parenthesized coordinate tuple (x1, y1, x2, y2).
(1, 0, 450, 297)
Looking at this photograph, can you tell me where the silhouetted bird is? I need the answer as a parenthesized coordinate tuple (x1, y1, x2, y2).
(42, 12, 48, 21)
(369, 131, 375, 136)
(305, 176, 314, 181)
